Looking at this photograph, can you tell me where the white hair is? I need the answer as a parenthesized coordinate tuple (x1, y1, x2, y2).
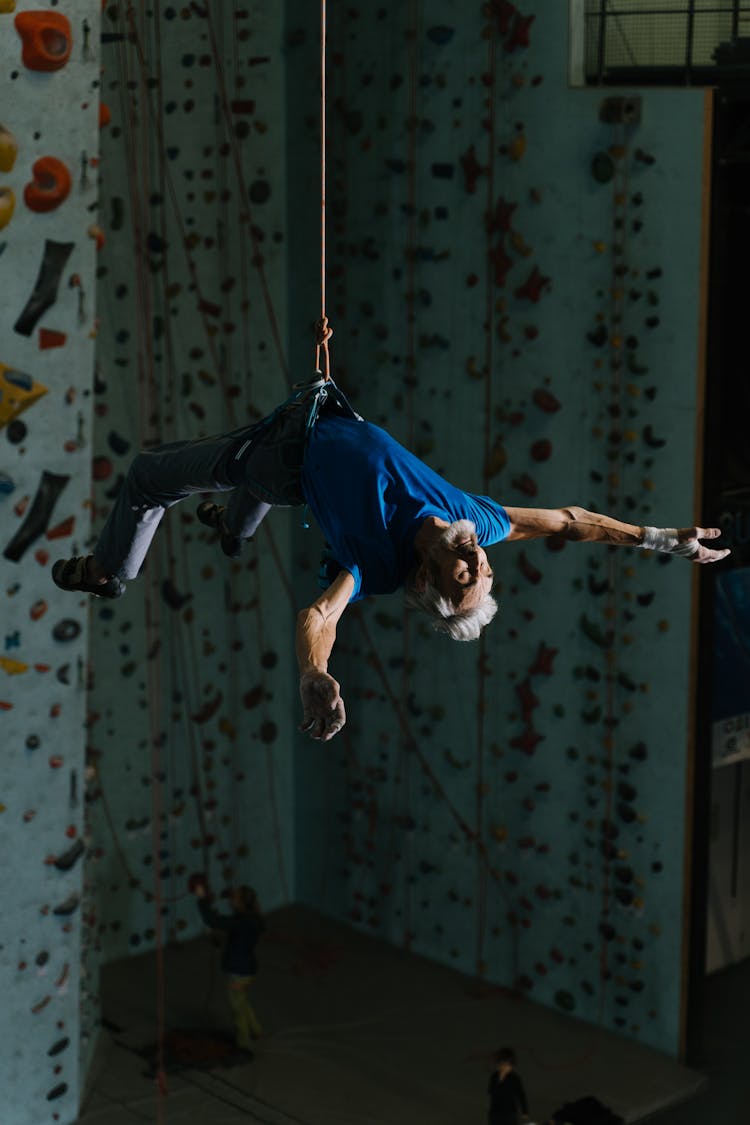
(405, 519, 498, 642)
(405, 578, 498, 641)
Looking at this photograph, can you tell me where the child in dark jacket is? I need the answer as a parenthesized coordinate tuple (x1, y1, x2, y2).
(195, 883, 265, 1051)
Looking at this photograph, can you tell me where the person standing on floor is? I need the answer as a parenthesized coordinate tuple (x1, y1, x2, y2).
(194, 882, 265, 1053)
(488, 1047, 531, 1125)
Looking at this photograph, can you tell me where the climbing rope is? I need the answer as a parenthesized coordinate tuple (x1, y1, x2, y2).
(315, 0, 332, 380)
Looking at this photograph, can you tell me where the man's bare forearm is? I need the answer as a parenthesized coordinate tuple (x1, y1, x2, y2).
(295, 606, 335, 674)
(295, 568, 355, 675)
(504, 505, 643, 546)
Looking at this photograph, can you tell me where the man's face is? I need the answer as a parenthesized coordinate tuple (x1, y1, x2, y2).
(430, 529, 494, 612)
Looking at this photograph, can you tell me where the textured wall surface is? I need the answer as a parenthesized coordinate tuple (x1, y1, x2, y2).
(0, 4, 102, 1124)
(80, 0, 295, 1081)
(287, 1, 709, 1056)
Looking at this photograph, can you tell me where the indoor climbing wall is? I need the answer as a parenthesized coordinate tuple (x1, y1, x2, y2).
(287, 1, 710, 1056)
(80, 0, 295, 1086)
(0, 3, 103, 1124)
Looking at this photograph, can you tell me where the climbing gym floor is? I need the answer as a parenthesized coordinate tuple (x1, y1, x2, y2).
(77, 904, 707, 1125)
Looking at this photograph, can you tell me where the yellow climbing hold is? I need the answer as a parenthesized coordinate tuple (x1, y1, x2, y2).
(0, 124, 18, 172)
(0, 656, 29, 675)
(0, 186, 15, 230)
(0, 363, 48, 429)
(509, 133, 527, 162)
(0, 0, 16, 12)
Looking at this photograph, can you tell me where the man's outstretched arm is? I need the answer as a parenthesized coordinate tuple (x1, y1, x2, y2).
(503, 505, 730, 563)
(295, 568, 355, 741)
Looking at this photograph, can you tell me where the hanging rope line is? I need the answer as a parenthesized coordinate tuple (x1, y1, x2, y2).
(315, 0, 332, 380)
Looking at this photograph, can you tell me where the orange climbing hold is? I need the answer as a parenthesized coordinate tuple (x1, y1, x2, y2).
(39, 328, 67, 349)
(14, 10, 72, 72)
(99, 102, 111, 128)
(0, 124, 18, 172)
(24, 156, 72, 213)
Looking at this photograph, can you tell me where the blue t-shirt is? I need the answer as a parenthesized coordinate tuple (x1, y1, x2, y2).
(301, 414, 511, 601)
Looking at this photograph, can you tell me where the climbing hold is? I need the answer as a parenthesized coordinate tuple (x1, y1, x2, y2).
(52, 619, 81, 643)
(14, 10, 72, 72)
(47, 1037, 70, 1057)
(580, 614, 613, 648)
(505, 13, 535, 52)
(52, 838, 85, 871)
(529, 642, 557, 676)
(24, 156, 72, 213)
(190, 691, 222, 724)
(490, 0, 517, 36)
(0, 363, 47, 429)
(518, 551, 542, 584)
(162, 577, 191, 610)
(511, 472, 537, 497)
(0, 187, 15, 230)
(514, 266, 550, 302)
(591, 152, 614, 184)
(485, 438, 507, 479)
(427, 26, 454, 45)
(39, 328, 67, 349)
(46, 515, 75, 540)
(460, 144, 485, 194)
(530, 439, 552, 462)
(487, 196, 517, 234)
(14, 239, 74, 337)
(99, 102, 111, 128)
(52, 892, 79, 916)
(4, 470, 69, 563)
(0, 124, 18, 172)
(492, 238, 514, 288)
(532, 388, 560, 413)
(508, 131, 527, 162)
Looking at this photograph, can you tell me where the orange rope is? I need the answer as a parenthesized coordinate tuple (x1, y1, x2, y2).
(315, 0, 332, 380)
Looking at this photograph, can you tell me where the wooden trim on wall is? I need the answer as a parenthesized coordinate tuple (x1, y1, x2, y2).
(679, 85, 715, 1062)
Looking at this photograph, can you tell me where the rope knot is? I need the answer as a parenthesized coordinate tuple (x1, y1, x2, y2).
(314, 317, 333, 380)
(315, 317, 333, 346)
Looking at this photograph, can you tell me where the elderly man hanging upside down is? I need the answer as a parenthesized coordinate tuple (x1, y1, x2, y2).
(52, 371, 730, 742)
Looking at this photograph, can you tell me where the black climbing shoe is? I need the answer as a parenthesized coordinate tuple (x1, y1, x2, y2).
(52, 556, 125, 599)
(196, 501, 243, 558)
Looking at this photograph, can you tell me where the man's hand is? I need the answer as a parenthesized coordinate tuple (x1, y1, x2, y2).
(299, 669, 346, 741)
(677, 526, 731, 564)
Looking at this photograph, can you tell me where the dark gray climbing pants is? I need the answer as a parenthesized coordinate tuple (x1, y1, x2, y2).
(93, 407, 307, 581)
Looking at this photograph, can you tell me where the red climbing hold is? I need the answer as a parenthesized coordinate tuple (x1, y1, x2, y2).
(530, 439, 552, 462)
(514, 265, 550, 302)
(24, 157, 72, 213)
(487, 196, 517, 234)
(529, 642, 558, 676)
(460, 144, 485, 194)
(14, 11, 72, 72)
(505, 13, 536, 52)
(489, 0, 517, 37)
(46, 515, 75, 540)
(39, 328, 67, 350)
(518, 551, 542, 584)
(510, 727, 545, 756)
(492, 238, 514, 288)
(516, 678, 539, 719)
(532, 388, 561, 413)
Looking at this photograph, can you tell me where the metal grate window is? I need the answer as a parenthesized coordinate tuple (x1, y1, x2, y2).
(582, 1, 750, 84)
